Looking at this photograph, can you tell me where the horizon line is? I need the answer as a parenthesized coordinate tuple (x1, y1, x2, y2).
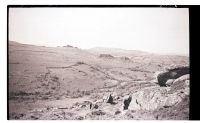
(9, 40, 189, 57)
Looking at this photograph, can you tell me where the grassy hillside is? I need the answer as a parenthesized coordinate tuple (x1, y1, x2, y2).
(8, 41, 189, 120)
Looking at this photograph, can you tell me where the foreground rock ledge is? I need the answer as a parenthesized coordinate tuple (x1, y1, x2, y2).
(156, 65, 189, 87)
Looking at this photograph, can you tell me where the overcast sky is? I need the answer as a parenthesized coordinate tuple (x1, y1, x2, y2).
(9, 8, 189, 55)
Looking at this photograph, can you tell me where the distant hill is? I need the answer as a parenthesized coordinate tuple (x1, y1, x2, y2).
(88, 47, 189, 57)
(87, 47, 151, 57)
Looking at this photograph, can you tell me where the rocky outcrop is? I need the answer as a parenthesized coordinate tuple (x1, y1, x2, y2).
(129, 88, 168, 111)
(153, 95, 189, 120)
(156, 66, 189, 86)
(129, 73, 189, 111)
(63, 45, 78, 48)
(120, 57, 131, 62)
(128, 89, 184, 111)
(99, 54, 114, 59)
(168, 74, 189, 95)
(173, 74, 189, 85)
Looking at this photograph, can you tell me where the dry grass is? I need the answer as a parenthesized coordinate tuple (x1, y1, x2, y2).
(8, 41, 189, 120)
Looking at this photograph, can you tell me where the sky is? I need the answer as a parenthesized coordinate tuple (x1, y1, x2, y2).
(9, 8, 189, 55)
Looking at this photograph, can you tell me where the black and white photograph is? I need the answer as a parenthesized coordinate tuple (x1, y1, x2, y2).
(8, 6, 190, 120)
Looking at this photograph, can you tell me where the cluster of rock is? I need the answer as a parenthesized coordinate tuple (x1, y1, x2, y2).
(37, 65, 190, 120)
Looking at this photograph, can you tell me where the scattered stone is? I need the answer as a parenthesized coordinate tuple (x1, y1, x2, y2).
(91, 110, 106, 116)
(163, 105, 171, 108)
(93, 104, 99, 109)
(107, 94, 114, 104)
(75, 116, 84, 120)
(115, 110, 121, 115)
(123, 95, 132, 110)
(9, 113, 25, 120)
(90, 103, 92, 109)
(89, 102, 99, 110)
(30, 115, 39, 120)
